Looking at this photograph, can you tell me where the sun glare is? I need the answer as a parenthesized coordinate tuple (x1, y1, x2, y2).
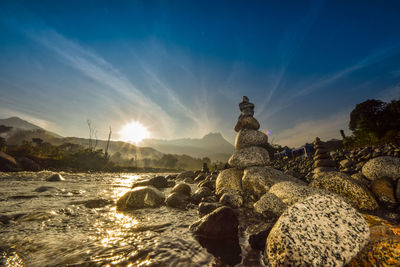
(119, 121, 150, 144)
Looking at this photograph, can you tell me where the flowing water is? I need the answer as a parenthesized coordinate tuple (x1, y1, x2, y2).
(0, 171, 219, 266)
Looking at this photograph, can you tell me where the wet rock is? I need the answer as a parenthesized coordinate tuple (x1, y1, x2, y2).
(228, 146, 270, 169)
(310, 171, 378, 211)
(253, 193, 287, 219)
(266, 193, 370, 266)
(148, 176, 168, 189)
(0, 151, 18, 172)
(198, 202, 223, 217)
(234, 129, 268, 150)
(362, 156, 400, 181)
(34, 186, 58, 192)
(165, 192, 189, 210)
(190, 206, 238, 239)
(371, 177, 397, 205)
(269, 181, 322, 206)
(116, 186, 165, 210)
(242, 166, 304, 198)
(191, 187, 213, 204)
(247, 223, 274, 251)
(176, 171, 196, 180)
(171, 183, 191, 196)
(234, 115, 260, 132)
(215, 168, 243, 195)
(46, 173, 65, 182)
(348, 214, 400, 266)
(219, 192, 243, 208)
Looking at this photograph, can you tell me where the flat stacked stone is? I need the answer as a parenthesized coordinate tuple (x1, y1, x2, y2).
(312, 137, 336, 175)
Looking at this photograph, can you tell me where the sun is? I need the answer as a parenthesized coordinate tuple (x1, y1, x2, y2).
(119, 121, 150, 144)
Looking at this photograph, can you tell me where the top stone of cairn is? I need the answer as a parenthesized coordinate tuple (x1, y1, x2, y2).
(239, 96, 255, 117)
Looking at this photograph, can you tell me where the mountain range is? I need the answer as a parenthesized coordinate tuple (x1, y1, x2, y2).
(0, 117, 234, 162)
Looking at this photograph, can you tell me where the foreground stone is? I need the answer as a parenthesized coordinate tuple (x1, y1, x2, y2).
(228, 146, 270, 169)
(117, 186, 165, 210)
(253, 193, 287, 219)
(310, 171, 378, 211)
(266, 193, 370, 266)
(268, 181, 322, 206)
(215, 168, 243, 195)
(242, 166, 304, 198)
(190, 206, 238, 239)
(362, 156, 400, 181)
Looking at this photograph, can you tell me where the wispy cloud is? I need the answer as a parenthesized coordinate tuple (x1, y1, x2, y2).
(273, 111, 350, 147)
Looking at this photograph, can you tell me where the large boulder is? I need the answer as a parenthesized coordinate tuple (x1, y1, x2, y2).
(190, 206, 238, 239)
(310, 171, 378, 211)
(215, 168, 243, 195)
(242, 166, 305, 198)
(234, 129, 268, 150)
(0, 151, 18, 171)
(116, 186, 165, 210)
(268, 181, 322, 206)
(266, 193, 370, 266)
(362, 156, 400, 181)
(253, 192, 287, 218)
(228, 146, 269, 169)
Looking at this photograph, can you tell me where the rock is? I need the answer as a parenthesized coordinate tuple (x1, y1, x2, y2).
(348, 214, 400, 266)
(116, 186, 165, 210)
(242, 166, 305, 198)
(197, 180, 214, 190)
(247, 223, 274, 251)
(165, 174, 178, 180)
(351, 172, 371, 187)
(148, 176, 168, 188)
(234, 129, 268, 150)
(0, 151, 18, 171)
(362, 156, 400, 181)
(176, 171, 196, 180)
(228, 146, 270, 169)
(183, 177, 195, 184)
(191, 187, 213, 204)
(194, 173, 206, 182)
(253, 193, 287, 219)
(17, 157, 40, 171)
(238, 96, 255, 117)
(171, 183, 191, 196)
(198, 202, 223, 217)
(219, 192, 243, 208)
(215, 168, 243, 195)
(371, 177, 397, 205)
(310, 171, 378, 211)
(190, 206, 238, 239)
(234, 115, 260, 132)
(165, 192, 189, 209)
(266, 193, 370, 267)
(269, 181, 322, 206)
(313, 166, 336, 173)
(46, 173, 65, 182)
(34, 186, 58, 192)
(313, 159, 336, 168)
(340, 159, 353, 169)
(84, 198, 113, 208)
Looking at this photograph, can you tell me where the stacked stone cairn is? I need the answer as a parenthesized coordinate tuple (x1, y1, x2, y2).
(312, 137, 337, 177)
(215, 96, 270, 208)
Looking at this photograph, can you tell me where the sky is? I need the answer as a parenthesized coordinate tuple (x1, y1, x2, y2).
(0, 0, 400, 147)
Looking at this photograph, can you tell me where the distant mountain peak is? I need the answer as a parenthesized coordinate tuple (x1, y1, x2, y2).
(0, 117, 42, 130)
(202, 132, 224, 140)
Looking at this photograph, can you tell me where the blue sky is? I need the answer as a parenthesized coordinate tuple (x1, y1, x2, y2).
(1, 0, 400, 147)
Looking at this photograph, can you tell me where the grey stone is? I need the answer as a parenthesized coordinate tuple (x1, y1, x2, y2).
(219, 192, 243, 208)
(362, 156, 400, 181)
(116, 186, 165, 210)
(228, 146, 270, 169)
(253, 193, 287, 218)
(242, 166, 305, 198)
(266, 193, 370, 267)
(192, 187, 213, 204)
(310, 171, 378, 211)
(234, 129, 268, 150)
(171, 183, 191, 196)
(269, 181, 323, 206)
(215, 168, 243, 195)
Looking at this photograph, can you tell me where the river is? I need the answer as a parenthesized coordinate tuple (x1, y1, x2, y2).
(0, 171, 218, 266)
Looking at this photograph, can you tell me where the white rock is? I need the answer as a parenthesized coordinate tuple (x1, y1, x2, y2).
(268, 181, 323, 206)
(228, 146, 269, 169)
(266, 193, 370, 266)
